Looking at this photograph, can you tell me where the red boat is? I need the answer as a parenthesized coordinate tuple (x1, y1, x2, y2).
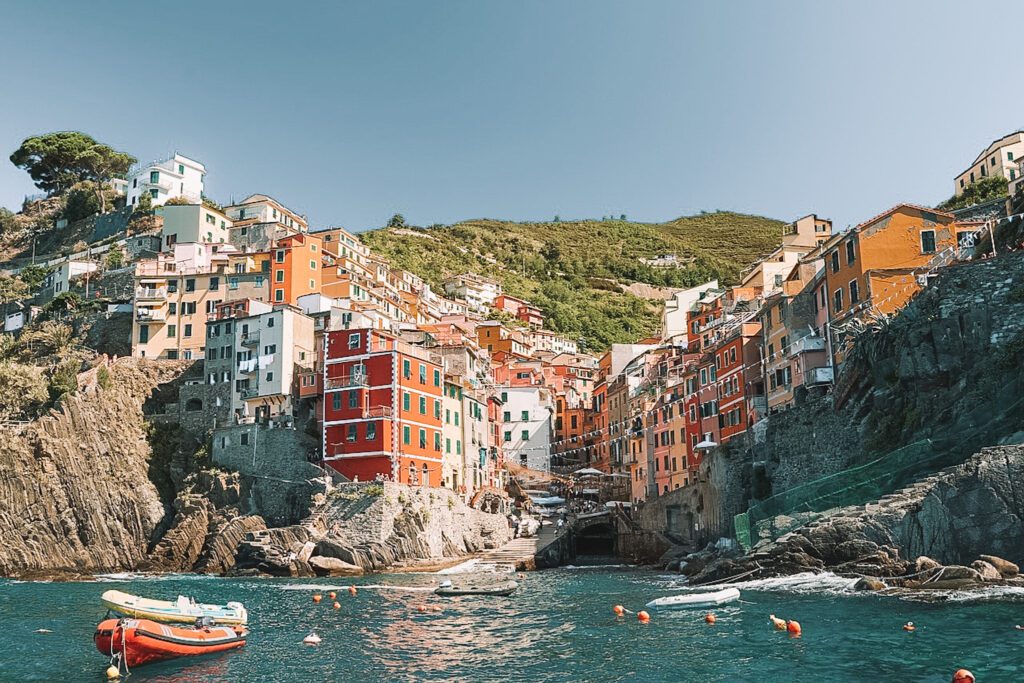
(94, 618, 247, 668)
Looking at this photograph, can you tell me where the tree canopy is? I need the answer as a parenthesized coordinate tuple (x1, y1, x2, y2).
(10, 132, 135, 210)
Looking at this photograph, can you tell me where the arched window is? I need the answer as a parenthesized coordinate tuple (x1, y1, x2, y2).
(422, 464, 429, 485)
(185, 398, 203, 412)
(408, 462, 416, 484)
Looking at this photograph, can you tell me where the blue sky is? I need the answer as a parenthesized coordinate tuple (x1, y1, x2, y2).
(1, 1, 1021, 232)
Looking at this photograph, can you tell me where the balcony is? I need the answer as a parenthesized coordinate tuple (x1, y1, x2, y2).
(135, 286, 167, 301)
(789, 336, 825, 356)
(363, 406, 393, 419)
(325, 374, 369, 390)
(135, 307, 166, 323)
(240, 332, 260, 347)
(240, 387, 261, 399)
(805, 366, 834, 386)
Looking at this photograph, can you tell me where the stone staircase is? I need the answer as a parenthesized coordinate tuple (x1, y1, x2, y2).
(471, 524, 560, 571)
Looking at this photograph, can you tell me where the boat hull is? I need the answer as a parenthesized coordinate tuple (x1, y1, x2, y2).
(94, 618, 247, 668)
(435, 581, 519, 597)
(100, 589, 248, 625)
(646, 587, 741, 610)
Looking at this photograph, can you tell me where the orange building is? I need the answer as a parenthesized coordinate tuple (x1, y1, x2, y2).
(822, 204, 976, 360)
(270, 232, 323, 306)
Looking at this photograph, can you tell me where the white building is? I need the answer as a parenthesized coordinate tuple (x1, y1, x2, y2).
(442, 380, 464, 493)
(43, 260, 100, 296)
(528, 329, 579, 355)
(159, 204, 233, 251)
(224, 194, 307, 232)
(126, 154, 205, 208)
(443, 273, 502, 312)
(955, 131, 1024, 195)
(500, 386, 552, 472)
(661, 280, 719, 344)
(205, 302, 315, 422)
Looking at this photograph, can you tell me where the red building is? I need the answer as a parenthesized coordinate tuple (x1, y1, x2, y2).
(322, 328, 444, 486)
(715, 321, 762, 443)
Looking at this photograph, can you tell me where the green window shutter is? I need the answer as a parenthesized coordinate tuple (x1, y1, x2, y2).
(403, 426, 410, 445)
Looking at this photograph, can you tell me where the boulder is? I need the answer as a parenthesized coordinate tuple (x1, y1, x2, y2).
(853, 577, 886, 591)
(308, 555, 365, 577)
(970, 560, 1002, 582)
(914, 556, 941, 573)
(924, 565, 981, 583)
(296, 541, 316, 563)
(979, 554, 1019, 578)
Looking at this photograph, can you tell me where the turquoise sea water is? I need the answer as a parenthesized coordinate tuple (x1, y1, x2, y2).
(2, 568, 1022, 682)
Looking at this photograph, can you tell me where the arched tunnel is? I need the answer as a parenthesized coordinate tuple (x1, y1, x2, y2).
(573, 521, 616, 559)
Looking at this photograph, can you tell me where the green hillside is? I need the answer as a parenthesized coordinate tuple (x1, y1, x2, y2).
(361, 212, 785, 350)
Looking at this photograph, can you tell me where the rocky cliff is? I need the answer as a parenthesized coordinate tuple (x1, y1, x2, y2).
(0, 360, 186, 577)
(688, 445, 1024, 586)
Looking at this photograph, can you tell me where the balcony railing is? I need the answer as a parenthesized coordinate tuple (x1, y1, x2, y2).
(789, 336, 825, 356)
(805, 366, 834, 386)
(240, 387, 261, 399)
(135, 308, 166, 322)
(363, 406, 393, 419)
(240, 332, 260, 347)
(135, 286, 167, 300)
(325, 374, 369, 390)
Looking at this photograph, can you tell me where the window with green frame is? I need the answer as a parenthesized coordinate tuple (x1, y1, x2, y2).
(150, 170, 159, 183)
(521, 429, 529, 441)
(454, 412, 460, 426)
(434, 369, 441, 386)
(521, 410, 529, 421)
(403, 425, 410, 445)
(434, 400, 441, 419)
(419, 396, 426, 414)
(434, 431, 441, 451)
(445, 438, 451, 454)
(403, 359, 410, 378)
(503, 431, 511, 442)
(456, 440, 461, 455)
(402, 392, 410, 411)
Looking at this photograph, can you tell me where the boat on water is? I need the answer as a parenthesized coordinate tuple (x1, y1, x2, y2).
(645, 587, 741, 610)
(435, 580, 519, 597)
(94, 617, 247, 668)
(100, 589, 248, 625)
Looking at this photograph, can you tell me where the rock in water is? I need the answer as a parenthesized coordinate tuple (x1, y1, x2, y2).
(979, 554, 1019, 578)
(914, 556, 941, 573)
(853, 577, 886, 591)
(307, 555, 364, 576)
(970, 560, 1002, 582)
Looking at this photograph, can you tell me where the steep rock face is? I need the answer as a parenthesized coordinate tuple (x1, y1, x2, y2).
(0, 361, 187, 577)
(691, 445, 1024, 583)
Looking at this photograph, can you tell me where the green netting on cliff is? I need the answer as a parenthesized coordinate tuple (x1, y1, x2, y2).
(737, 394, 1024, 550)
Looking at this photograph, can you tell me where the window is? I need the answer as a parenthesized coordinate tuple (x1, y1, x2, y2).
(348, 390, 358, 408)
(433, 369, 441, 386)
(366, 423, 376, 440)
(435, 401, 441, 419)
(403, 425, 411, 445)
(182, 302, 196, 315)
(139, 325, 149, 343)
(310, 260, 317, 270)
(504, 431, 512, 442)
(849, 280, 860, 304)
(503, 411, 511, 422)
(454, 412, 459, 426)
(419, 364, 426, 384)
(446, 438, 452, 454)
(833, 289, 843, 312)
(206, 213, 216, 225)
(845, 240, 855, 265)
(774, 273, 783, 287)
(229, 277, 239, 290)
(275, 250, 285, 263)
(403, 392, 410, 411)
(419, 396, 426, 414)
(920, 230, 936, 254)
(830, 251, 839, 273)
(332, 393, 341, 411)
(456, 441, 461, 455)
(419, 428, 427, 448)
(348, 332, 360, 349)
(521, 410, 529, 422)
(521, 430, 529, 441)
(275, 269, 284, 283)
(501, 391, 508, 402)
(185, 278, 195, 292)
(434, 432, 441, 451)
(346, 425, 357, 442)
(167, 324, 178, 338)
(266, 317, 274, 328)
(150, 170, 159, 184)
(168, 302, 177, 315)
(1010, 151, 1015, 162)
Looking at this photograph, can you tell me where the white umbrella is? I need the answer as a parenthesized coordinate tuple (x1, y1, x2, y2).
(573, 467, 604, 476)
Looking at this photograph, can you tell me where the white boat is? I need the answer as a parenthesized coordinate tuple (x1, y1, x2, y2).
(645, 587, 740, 610)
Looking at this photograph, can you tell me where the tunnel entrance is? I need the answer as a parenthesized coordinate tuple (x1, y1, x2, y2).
(574, 522, 615, 561)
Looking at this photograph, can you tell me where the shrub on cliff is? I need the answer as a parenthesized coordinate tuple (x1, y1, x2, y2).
(0, 361, 48, 421)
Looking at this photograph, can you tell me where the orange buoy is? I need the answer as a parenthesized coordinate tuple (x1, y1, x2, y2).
(637, 610, 650, 623)
(903, 622, 915, 632)
(769, 614, 786, 630)
(329, 591, 337, 600)
(312, 594, 322, 604)
(333, 601, 341, 610)
(349, 586, 357, 596)
(705, 613, 716, 625)
(951, 669, 975, 683)
(431, 605, 443, 613)
(786, 620, 801, 636)
(613, 605, 625, 617)
(416, 605, 427, 613)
